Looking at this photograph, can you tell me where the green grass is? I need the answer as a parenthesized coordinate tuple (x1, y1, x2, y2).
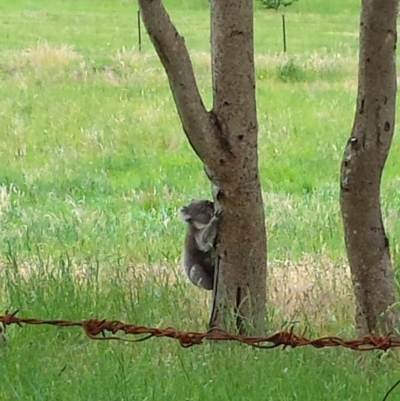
(1, 0, 400, 399)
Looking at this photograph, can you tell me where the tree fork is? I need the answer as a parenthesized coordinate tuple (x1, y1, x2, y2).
(139, 0, 267, 334)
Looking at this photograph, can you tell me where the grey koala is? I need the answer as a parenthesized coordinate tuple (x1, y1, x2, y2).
(178, 199, 222, 290)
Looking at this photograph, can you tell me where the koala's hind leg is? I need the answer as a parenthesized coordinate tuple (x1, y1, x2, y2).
(188, 264, 213, 290)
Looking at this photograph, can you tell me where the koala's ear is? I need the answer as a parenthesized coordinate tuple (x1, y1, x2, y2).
(178, 206, 190, 222)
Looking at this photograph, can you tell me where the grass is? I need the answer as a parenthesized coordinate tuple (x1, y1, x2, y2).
(0, 0, 400, 399)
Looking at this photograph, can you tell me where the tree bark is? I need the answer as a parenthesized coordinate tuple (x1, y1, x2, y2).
(207, 0, 266, 334)
(138, 0, 267, 334)
(340, 0, 399, 336)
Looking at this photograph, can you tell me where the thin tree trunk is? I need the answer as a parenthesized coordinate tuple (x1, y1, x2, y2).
(138, 0, 267, 335)
(207, 0, 266, 334)
(340, 0, 399, 336)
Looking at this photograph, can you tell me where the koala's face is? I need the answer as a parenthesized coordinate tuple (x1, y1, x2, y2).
(178, 199, 214, 227)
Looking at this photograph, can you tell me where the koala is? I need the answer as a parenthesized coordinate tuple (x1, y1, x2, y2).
(178, 199, 222, 290)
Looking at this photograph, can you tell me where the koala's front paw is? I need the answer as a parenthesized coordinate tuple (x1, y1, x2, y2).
(214, 209, 223, 220)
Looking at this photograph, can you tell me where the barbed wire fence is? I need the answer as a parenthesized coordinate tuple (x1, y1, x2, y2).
(2, 311, 400, 400)
(1, 310, 399, 351)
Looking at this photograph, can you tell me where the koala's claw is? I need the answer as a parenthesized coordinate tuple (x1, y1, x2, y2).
(214, 209, 223, 219)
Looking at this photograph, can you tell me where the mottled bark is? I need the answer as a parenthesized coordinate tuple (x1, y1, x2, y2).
(138, 0, 266, 334)
(206, 0, 266, 334)
(340, 0, 399, 336)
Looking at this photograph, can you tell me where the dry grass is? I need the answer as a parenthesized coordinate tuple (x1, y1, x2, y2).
(22, 41, 81, 68)
(1, 45, 358, 93)
(268, 255, 353, 332)
(112, 46, 146, 68)
(0, 251, 353, 334)
(0, 185, 11, 217)
(185, 50, 358, 83)
(124, 254, 354, 333)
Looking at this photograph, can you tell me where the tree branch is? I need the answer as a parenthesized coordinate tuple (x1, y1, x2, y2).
(138, 0, 215, 162)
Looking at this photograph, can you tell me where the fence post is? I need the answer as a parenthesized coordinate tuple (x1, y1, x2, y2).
(138, 10, 142, 52)
(282, 14, 287, 53)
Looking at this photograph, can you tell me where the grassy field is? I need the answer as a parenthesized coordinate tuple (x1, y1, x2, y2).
(1, 0, 400, 399)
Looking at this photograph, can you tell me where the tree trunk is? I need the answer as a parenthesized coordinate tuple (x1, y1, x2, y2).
(138, 0, 267, 335)
(206, 0, 266, 334)
(340, 0, 399, 336)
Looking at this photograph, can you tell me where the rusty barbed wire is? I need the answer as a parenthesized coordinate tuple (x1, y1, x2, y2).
(1, 310, 399, 351)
